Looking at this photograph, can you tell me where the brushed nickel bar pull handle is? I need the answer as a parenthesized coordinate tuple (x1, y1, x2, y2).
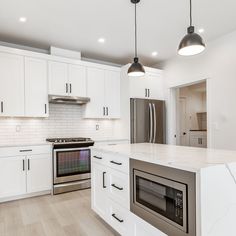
(23, 159, 25, 171)
(110, 160, 122, 166)
(70, 84, 72, 93)
(20, 149, 32, 152)
(111, 184, 123, 191)
(103, 172, 106, 188)
(103, 107, 105, 116)
(66, 83, 68, 93)
(112, 214, 124, 223)
(45, 104, 47, 114)
(28, 159, 30, 171)
(145, 88, 147, 97)
(106, 107, 108, 116)
(93, 156, 102, 160)
(1, 101, 3, 113)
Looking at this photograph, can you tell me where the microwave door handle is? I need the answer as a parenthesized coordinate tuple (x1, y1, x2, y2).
(149, 103, 153, 143)
(152, 103, 157, 143)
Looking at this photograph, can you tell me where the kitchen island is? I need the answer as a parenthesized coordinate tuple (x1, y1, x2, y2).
(91, 143, 236, 236)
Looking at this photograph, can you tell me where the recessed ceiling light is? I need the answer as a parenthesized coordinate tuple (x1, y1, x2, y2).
(19, 17, 27, 23)
(151, 51, 158, 57)
(98, 38, 106, 43)
(198, 28, 205, 33)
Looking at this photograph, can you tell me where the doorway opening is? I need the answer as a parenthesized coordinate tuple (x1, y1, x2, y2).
(176, 81, 207, 147)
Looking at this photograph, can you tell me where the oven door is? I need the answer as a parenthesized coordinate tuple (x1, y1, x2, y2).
(133, 169, 187, 233)
(53, 148, 91, 184)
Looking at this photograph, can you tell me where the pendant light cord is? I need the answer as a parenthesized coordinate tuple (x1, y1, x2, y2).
(190, 0, 192, 26)
(135, 3, 137, 58)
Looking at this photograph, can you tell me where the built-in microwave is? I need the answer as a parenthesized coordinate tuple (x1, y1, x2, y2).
(130, 159, 196, 236)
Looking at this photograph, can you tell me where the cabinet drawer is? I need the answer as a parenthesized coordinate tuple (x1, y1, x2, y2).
(108, 199, 134, 236)
(0, 145, 52, 158)
(91, 150, 107, 165)
(107, 153, 129, 174)
(108, 169, 129, 209)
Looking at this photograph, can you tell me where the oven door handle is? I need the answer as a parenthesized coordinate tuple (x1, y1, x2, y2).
(93, 155, 103, 160)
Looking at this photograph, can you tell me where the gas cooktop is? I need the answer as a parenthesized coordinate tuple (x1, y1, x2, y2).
(46, 137, 94, 148)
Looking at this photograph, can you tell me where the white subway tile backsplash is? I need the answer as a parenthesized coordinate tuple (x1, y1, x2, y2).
(0, 104, 121, 146)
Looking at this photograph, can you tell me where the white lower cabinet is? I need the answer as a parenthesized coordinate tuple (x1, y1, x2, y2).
(0, 145, 52, 202)
(92, 150, 166, 236)
(0, 156, 26, 199)
(26, 154, 52, 193)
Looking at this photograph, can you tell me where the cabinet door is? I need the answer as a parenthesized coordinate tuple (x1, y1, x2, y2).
(48, 61, 68, 96)
(26, 154, 52, 193)
(129, 76, 147, 99)
(85, 67, 105, 118)
(68, 64, 87, 97)
(147, 73, 164, 100)
(91, 163, 108, 220)
(25, 57, 48, 117)
(0, 52, 24, 116)
(0, 156, 26, 199)
(105, 70, 120, 118)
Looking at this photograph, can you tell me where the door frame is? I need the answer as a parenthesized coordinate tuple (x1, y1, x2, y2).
(168, 78, 212, 148)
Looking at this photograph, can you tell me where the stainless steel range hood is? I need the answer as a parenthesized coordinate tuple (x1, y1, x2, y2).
(49, 95, 90, 105)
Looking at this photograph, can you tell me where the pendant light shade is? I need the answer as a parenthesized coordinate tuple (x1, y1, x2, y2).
(128, 0, 145, 77)
(178, 0, 205, 56)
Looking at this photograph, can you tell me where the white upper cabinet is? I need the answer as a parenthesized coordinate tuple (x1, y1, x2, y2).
(0, 52, 24, 117)
(48, 61, 68, 96)
(68, 64, 87, 97)
(25, 57, 48, 117)
(129, 70, 164, 100)
(85, 67, 120, 119)
(85, 67, 105, 118)
(105, 70, 120, 119)
(48, 61, 87, 97)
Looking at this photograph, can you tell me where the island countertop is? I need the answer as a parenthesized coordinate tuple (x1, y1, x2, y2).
(92, 143, 236, 172)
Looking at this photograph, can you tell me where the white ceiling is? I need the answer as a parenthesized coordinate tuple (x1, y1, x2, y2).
(0, 0, 236, 66)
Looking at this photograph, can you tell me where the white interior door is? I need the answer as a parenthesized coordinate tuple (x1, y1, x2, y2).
(26, 154, 52, 193)
(179, 97, 189, 146)
(0, 156, 26, 199)
(25, 57, 48, 117)
(105, 70, 120, 118)
(68, 64, 87, 97)
(0, 52, 24, 116)
(48, 61, 68, 96)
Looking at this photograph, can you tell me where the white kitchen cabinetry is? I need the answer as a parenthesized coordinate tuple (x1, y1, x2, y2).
(25, 57, 48, 117)
(26, 154, 52, 193)
(0, 52, 24, 117)
(85, 67, 120, 119)
(0, 156, 26, 199)
(48, 61, 87, 97)
(129, 71, 164, 100)
(92, 150, 165, 236)
(0, 145, 52, 202)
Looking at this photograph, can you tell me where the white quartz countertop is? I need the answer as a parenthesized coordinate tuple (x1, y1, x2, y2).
(92, 143, 236, 172)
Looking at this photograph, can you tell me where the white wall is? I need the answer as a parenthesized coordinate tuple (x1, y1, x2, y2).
(164, 30, 236, 150)
(0, 104, 123, 146)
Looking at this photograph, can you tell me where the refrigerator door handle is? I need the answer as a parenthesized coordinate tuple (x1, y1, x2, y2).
(152, 103, 157, 143)
(149, 103, 153, 143)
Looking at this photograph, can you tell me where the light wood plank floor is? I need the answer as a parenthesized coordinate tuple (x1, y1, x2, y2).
(0, 189, 119, 236)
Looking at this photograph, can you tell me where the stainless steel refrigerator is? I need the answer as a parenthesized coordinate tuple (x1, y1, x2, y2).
(130, 98, 165, 144)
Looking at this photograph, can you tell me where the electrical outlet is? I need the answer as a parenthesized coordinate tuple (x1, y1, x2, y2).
(16, 125, 21, 132)
(96, 124, 100, 131)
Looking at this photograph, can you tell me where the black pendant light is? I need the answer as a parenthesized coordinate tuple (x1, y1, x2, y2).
(128, 0, 145, 77)
(178, 0, 205, 56)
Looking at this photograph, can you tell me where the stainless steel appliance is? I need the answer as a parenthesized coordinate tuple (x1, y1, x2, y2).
(130, 98, 165, 144)
(130, 159, 196, 236)
(46, 137, 94, 194)
(49, 95, 90, 105)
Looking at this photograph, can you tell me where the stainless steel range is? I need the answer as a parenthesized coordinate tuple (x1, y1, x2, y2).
(46, 137, 94, 195)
